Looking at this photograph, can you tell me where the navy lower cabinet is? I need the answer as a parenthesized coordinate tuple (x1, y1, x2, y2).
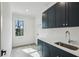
(54, 46, 77, 57)
(37, 39, 77, 57)
(42, 41, 50, 57)
(37, 39, 43, 57)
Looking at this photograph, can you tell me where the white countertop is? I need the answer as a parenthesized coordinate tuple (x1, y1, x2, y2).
(38, 38, 79, 57)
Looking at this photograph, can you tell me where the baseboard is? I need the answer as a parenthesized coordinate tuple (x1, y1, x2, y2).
(12, 43, 36, 49)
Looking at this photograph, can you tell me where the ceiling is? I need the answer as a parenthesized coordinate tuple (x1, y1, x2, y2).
(10, 2, 55, 17)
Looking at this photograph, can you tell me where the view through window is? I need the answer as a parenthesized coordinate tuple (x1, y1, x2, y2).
(15, 19, 24, 36)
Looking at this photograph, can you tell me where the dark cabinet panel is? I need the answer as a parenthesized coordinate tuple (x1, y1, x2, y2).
(65, 2, 69, 27)
(48, 6, 56, 28)
(59, 50, 77, 57)
(55, 47, 77, 57)
(49, 44, 58, 57)
(37, 39, 50, 57)
(68, 2, 79, 27)
(55, 2, 66, 27)
(37, 39, 43, 57)
(49, 44, 76, 57)
(38, 39, 77, 57)
(42, 41, 50, 57)
(42, 2, 79, 28)
(42, 5, 56, 28)
(42, 11, 48, 28)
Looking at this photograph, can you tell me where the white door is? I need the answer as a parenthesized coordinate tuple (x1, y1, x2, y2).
(1, 2, 12, 57)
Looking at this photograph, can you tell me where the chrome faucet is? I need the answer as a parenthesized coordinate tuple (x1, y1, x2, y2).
(65, 31, 71, 43)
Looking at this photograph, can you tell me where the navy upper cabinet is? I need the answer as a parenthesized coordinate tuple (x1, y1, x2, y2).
(42, 2, 79, 28)
(68, 2, 79, 27)
(42, 11, 48, 28)
(48, 6, 56, 28)
(55, 2, 66, 27)
(42, 5, 56, 28)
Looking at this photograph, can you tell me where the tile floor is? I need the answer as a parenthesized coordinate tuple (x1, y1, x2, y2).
(10, 44, 40, 57)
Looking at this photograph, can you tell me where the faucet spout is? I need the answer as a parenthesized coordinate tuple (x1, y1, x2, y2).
(65, 31, 71, 43)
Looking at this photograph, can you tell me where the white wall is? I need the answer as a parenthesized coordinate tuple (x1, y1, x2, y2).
(35, 3, 79, 45)
(35, 3, 57, 44)
(1, 2, 12, 57)
(12, 13, 35, 47)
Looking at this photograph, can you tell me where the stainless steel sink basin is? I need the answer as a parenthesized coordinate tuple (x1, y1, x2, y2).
(55, 42, 79, 51)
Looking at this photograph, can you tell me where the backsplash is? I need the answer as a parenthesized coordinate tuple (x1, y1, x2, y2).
(37, 27, 79, 45)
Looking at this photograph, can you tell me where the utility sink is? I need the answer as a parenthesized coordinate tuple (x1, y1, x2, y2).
(55, 42, 79, 51)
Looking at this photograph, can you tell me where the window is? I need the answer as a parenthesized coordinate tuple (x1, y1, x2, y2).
(15, 20, 24, 36)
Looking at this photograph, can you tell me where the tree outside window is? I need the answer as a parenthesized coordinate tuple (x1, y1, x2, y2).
(15, 20, 24, 36)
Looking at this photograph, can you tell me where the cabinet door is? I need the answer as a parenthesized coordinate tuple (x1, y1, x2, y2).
(42, 41, 50, 57)
(37, 39, 43, 57)
(65, 2, 69, 27)
(42, 11, 48, 28)
(53, 46, 77, 57)
(49, 44, 58, 57)
(55, 2, 66, 27)
(48, 6, 56, 28)
(69, 2, 79, 27)
(49, 44, 77, 57)
(57, 48, 77, 57)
